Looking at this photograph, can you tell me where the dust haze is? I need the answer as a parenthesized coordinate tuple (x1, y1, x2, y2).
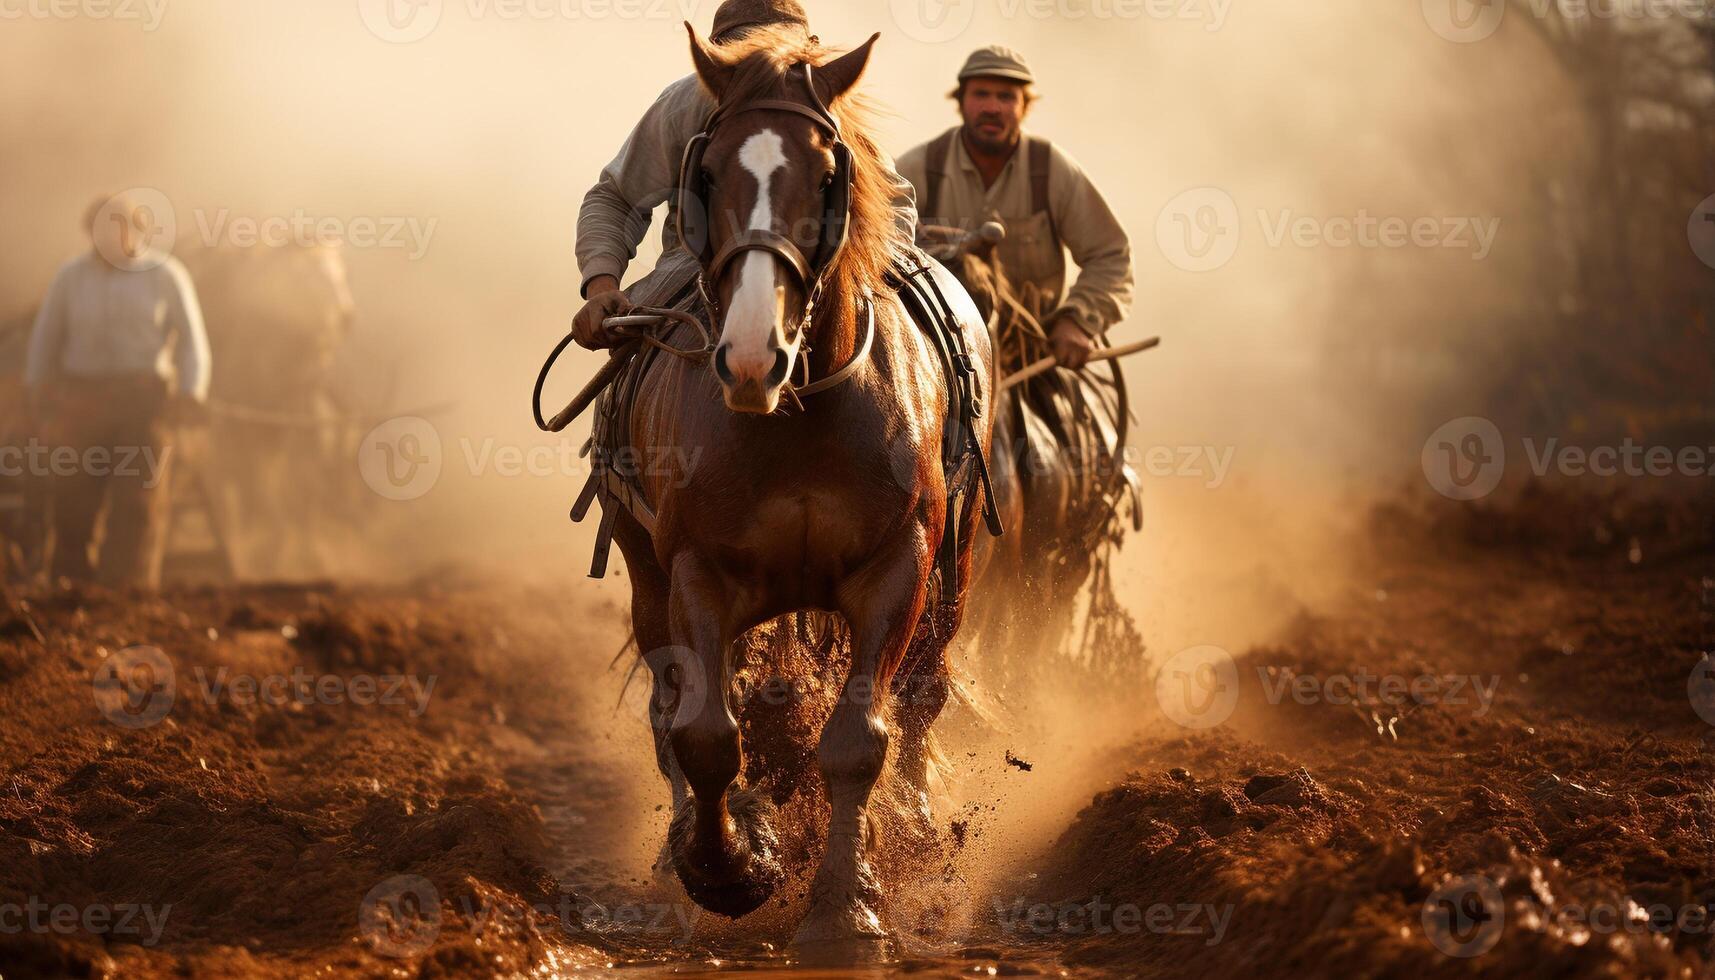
(0, 0, 1594, 816)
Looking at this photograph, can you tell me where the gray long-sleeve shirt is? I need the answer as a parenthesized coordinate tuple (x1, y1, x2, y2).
(26, 251, 211, 400)
(576, 74, 918, 299)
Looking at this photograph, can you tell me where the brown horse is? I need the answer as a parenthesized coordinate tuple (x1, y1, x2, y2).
(606, 26, 995, 951)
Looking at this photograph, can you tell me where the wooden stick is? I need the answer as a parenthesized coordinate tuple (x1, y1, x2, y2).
(999, 336, 1161, 390)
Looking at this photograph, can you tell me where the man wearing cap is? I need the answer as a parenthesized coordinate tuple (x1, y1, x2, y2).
(25, 193, 211, 588)
(896, 45, 1133, 370)
(571, 0, 920, 350)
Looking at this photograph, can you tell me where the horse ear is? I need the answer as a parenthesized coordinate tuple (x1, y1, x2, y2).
(686, 23, 734, 100)
(814, 32, 879, 104)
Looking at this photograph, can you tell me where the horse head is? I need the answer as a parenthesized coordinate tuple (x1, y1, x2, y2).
(680, 25, 881, 414)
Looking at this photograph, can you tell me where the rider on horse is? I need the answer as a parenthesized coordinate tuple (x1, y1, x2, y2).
(570, 0, 919, 351)
(896, 45, 1134, 376)
(897, 46, 1141, 670)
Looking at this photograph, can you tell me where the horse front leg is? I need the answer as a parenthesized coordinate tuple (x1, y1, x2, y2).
(793, 525, 933, 952)
(663, 551, 783, 918)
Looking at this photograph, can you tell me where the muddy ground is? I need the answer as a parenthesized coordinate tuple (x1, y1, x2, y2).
(0, 486, 1709, 979)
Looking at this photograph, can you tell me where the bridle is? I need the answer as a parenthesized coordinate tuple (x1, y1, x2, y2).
(676, 62, 857, 370)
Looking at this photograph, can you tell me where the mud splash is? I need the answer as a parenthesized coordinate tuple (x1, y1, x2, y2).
(0, 488, 1707, 977)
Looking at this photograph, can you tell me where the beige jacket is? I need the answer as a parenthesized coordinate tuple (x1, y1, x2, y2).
(896, 126, 1133, 335)
(576, 74, 919, 302)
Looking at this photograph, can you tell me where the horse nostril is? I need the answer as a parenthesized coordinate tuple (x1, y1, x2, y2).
(766, 348, 789, 388)
(713, 345, 735, 386)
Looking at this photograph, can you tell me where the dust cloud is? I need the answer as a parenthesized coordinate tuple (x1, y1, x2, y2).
(2, 0, 1589, 824)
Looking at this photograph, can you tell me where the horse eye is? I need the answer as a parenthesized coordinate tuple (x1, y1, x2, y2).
(819, 171, 835, 190)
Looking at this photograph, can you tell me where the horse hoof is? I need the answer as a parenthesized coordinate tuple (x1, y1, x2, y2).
(668, 789, 784, 919)
(678, 872, 779, 919)
(790, 893, 887, 952)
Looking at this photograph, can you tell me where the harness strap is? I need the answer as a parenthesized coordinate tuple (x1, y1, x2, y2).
(1027, 135, 1053, 221)
(793, 298, 874, 398)
(923, 128, 957, 223)
(709, 229, 815, 292)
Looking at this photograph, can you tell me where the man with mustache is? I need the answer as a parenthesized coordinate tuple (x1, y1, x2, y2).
(897, 45, 1133, 370)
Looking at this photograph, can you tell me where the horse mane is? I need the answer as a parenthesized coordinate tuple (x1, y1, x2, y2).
(697, 26, 896, 298)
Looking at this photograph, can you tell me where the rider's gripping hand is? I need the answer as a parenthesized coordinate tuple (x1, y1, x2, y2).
(573, 276, 632, 350)
(1049, 316, 1095, 371)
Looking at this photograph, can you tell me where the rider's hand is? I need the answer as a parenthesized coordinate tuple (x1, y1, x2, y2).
(573, 277, 631, 350)
(1049, 317, 1095, 371)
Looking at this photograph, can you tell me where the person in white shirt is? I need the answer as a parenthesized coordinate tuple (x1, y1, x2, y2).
(25, 193, 212, 588)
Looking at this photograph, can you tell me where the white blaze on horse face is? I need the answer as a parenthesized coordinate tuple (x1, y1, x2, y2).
(723, 129, 800, 375)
